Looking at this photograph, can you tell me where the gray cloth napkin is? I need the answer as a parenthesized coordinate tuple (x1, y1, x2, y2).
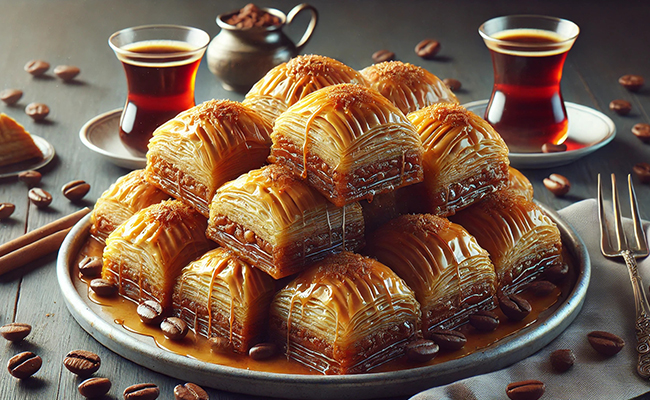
(411, 199, 650, 400)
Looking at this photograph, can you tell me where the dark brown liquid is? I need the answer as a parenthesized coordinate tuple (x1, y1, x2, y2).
(119, 41, 201, 154)
(485, 29, 571, 153)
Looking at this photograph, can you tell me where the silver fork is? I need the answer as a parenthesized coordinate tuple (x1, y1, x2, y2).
(598, 173, 650, 378)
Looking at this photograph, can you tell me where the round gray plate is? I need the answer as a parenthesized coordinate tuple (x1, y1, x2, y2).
(57, 204, 590, 399)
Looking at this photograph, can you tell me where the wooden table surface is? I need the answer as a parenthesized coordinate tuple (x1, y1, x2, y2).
(1, 1, 649, 399)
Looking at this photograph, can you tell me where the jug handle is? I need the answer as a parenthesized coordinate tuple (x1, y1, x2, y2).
(286, 4, 318, 51)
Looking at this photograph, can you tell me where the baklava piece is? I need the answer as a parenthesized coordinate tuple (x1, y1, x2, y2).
(269, 84, 424, 207)
(145, 100, 272, 217)
(0, 113, 42, 167)
(406, 103, 509, 216)
(360, 61, 459, 115)
(172, 248, 275, 353)
(270, 252, 421, 374)
(243, 54, 367, 123)
(206, 164, 364, 279)
(366, 214, 497, 331)
(90, 170, 170, 243)
(102, 200, 213, 309)
(451, 192, 562, 295)
(505, 167, 534, 201)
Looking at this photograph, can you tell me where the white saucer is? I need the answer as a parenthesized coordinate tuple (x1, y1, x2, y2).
(463, 100, 616, 169)
(79, 108, 146, 170)
(0, 135, 55, 178)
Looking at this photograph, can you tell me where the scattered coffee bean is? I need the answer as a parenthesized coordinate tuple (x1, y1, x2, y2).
(160, 317, 188, 340)
(53, 65, 80, 81)
(498, 292, 532, 321)
(0, 202, 15, 220)
(62, 179, 90, 202)
(587, 330, 625, 356)
(427, 329, 467, 351)
(18, 170, 42, 186)
(415, 39, 441, 59)
(0, 323, 32, 342)
(209, 336, 232, 354)
(174, 382, 209, 400)
(0, 89, 23, 105)
(137, 300, 164, 325)
(609, 99, 632, 115)
(249, 342, 278, 360)
(124, 383, 160, 400)
(78, 377, 112, 398)
(528, 280, 557, 297)
(632, 123, 650, 143)
(469, 310, 499, 332)
(28, 187, 53, 208)
(619, 74, 645, 92)
(90, 278, 117, 297)
(543, 173, 570, 197)
(78, 256, 102, 278)
(25, 102, 50, 121)
(543, 263, 569, 283)
(405, 339, 439, 363)
(634, 162, 650, 184)
(443, 78, 461, 91)
(550, 349, 575, 372)
(541, 142, 567, 153)
(372, 50, 395, 63)
(63, 349, 101, 376)
(506, 380, 545, 400)
(24, 60, 50, 77)
(7, 351, 42, 379)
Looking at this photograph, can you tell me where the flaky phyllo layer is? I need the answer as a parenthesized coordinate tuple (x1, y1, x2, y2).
(0, 113, 42, 167)
(361, 61, 458, 115)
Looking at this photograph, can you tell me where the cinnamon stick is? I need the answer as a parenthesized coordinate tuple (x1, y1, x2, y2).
(0, 227, 71, 276)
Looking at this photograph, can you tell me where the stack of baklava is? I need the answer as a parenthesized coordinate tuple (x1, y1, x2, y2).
(91, 55, 563, 375)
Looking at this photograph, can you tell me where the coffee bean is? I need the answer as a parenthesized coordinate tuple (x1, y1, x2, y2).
(62, 179, 90, 202)
(63, 349, 101, 376)
(209, 336, 232, 354)
(506, 380, 545, 400)
(174, 382, 209, 400)
(24, 60, 50, 77)
(0, 89, 23, 105)
(632, 123, 650, 143)
(0, 203, 15, 220)
(78, 256, 102, 278)
(160, 317, 188, 340)
(249, 342, 278, 360)
(543, 173, 570, 197)
(137, 300, 164, 325)
(90, 278, 117, 297)
(550, 349, 575, 372)
(25, 102, 50, 121)
(619, 74, 645, 92)
(543, 262, 569, 283)
(634, 162, 650, 184)
(78, 377, 112, 398)
(498, 292, 532, 321)
(0, 323, 32, 342)
(427, 329, 467, 351)
(53, 65, 80, 81)
(28, 188, 52, 208)
(372, 50, 395, 63)
(124, 383, 160, 400)
(7, 351, 42, 379)
(18, 170, 42, 186)
(609, 99, 632, 115)
(405, 339, 439, 363)
(528, 280, 557, 297)
(587, 330, 625, 356)
(541, 142, 567, 153)
(415, 39, 441, 59)
(443, 78, 461, 91)
(469, 310, 499, 332)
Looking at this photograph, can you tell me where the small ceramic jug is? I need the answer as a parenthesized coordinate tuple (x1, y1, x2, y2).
(207, 3, 318, 93)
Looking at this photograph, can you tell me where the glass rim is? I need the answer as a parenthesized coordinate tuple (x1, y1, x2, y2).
(108, 24, 210, 59)
(479, 14, 580, 48)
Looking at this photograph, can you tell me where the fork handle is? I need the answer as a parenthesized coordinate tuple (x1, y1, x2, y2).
(623, 250, 650, 379)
